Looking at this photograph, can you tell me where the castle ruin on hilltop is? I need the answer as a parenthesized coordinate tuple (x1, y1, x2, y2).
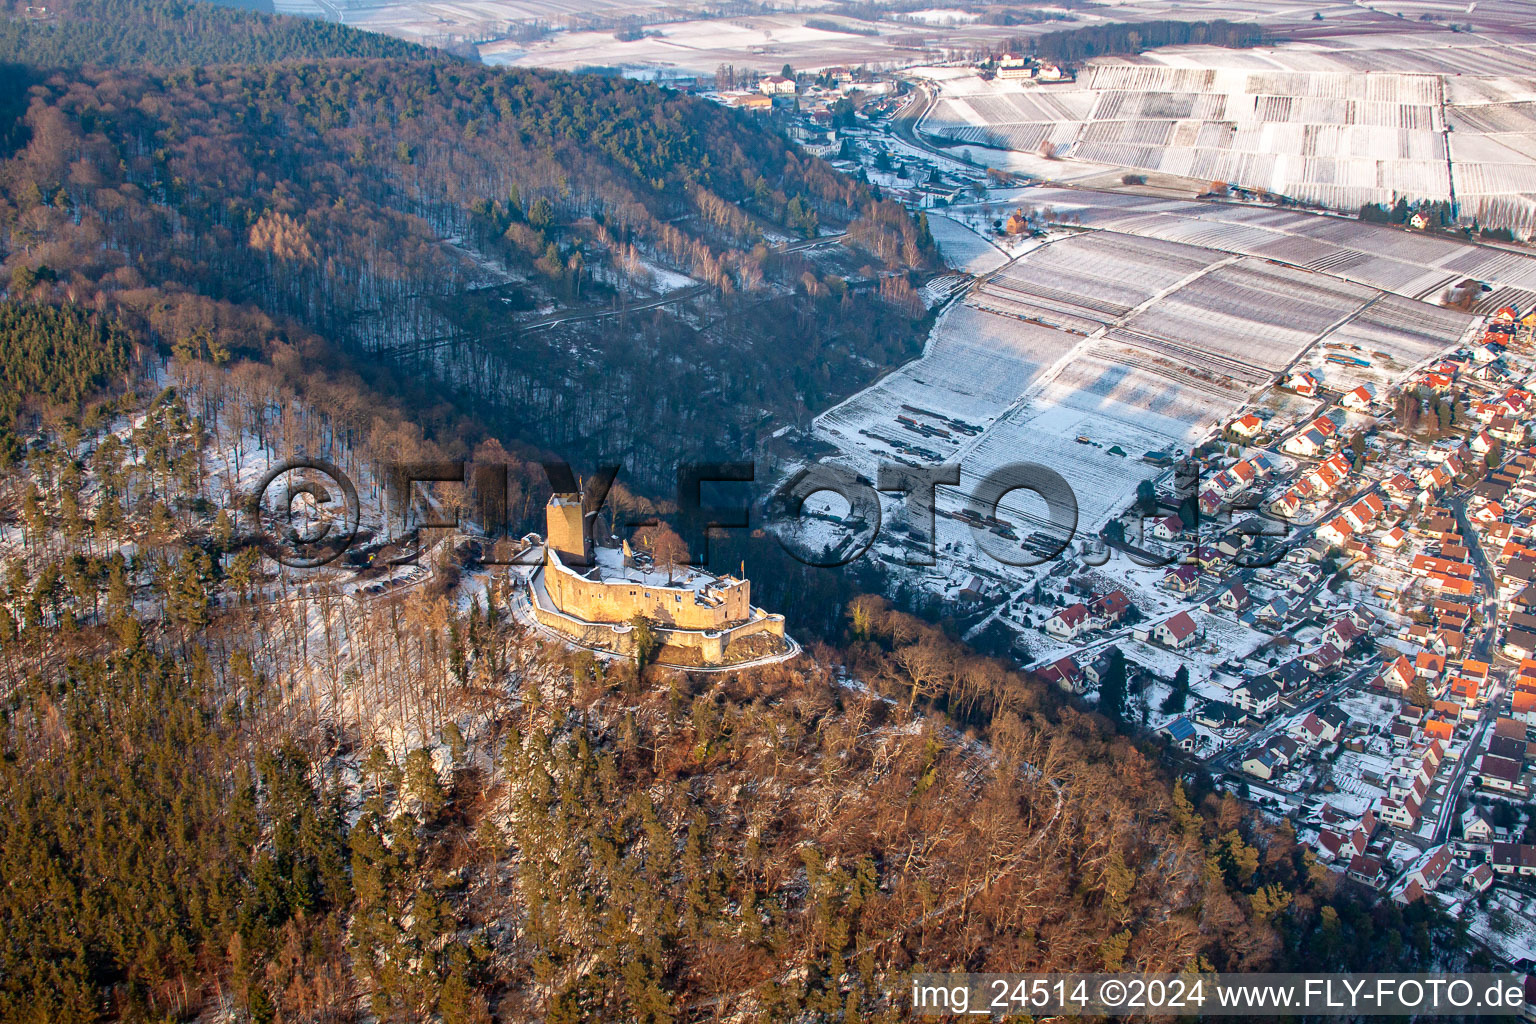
(524, 492, 790, 667)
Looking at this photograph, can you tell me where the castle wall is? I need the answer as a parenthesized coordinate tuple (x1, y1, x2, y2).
(545, 555, 752, 630)
(530, 578, 784, 666)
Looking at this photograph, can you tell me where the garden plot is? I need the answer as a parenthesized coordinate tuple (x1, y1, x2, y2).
(1462, 889, 1536, 967)
(1310, 294, 1477, 390)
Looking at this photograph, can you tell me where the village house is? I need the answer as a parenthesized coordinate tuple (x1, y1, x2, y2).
(1080, 647, 1120, 690)
(1195, 700, 1248, 730)
(1291, 707, 1346, 747)
(1285, 368, 1322, 396)
(1243, 747, 1281, 779)
(1462, 805, 1495, 843)
(1271, 489, 1304, 518)
(1149, 610, 1201, 649)
(1423, 717, 1455, 743)
(1303, 643, 1344, 674)
(1212, 582, 1251, 614)
(1090, 589, 1132, 627)
(1378, 793, 1422, 830)
(1266, 659, 1311, 694)
(1450, 675, 1483, 706)
(1161, 565, 1200, 595)
(1491, 843, 1536, 878)
(1254, 597, 1290, 626)
(1045, 602, 1090, 641)
(1488, 733, 1531, 762)
(1242, 735, 1298, 779)
(1284, 428, 1327, 458)
(1402, 844, 1454, 892)
(1037, 655, 1085, 694)
(1381, 655, 1415, 693)
(1347, 854, 1385, 888)
(1317, 517, 1353, 547)
(1160, 716, 1198, 752)
(1151, 514, 1185, 542)
(1341, 384, 1376, 412)
(1386, 472, 1416, 498)
(1345, 493, 1384, 530)
(1215, 534, 1247, 560)
(1229, 413, 1262, 439)
(1320, 825, 1370, 864)
(1505, 629, 1536, 660)
(1490, 415, 1526, 445)
(1322, 613, 1367, 651)
(1231, 677, 1280, 717)
(1479, 753, 1529, 796)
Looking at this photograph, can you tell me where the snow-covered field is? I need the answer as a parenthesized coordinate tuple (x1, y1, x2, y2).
(817, 303, 1071, 454)
(925, 215, 1010, 276)
(921, 33, 1536, 234)
(480, 13, 1002, 75)
(975, 230, 1228, 333)
(956, 391, 1185, 536)
(960, 187, 1536, 320)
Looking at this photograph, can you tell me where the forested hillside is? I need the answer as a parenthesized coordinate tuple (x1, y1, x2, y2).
(0, 51, 934, 481)
(0, 0, 437, 67)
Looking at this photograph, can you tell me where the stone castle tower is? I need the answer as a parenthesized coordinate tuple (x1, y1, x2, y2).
(545, 492, 588, 564)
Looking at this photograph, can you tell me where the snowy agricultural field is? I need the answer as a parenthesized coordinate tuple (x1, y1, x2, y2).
(815, 309, 1205, 544)
(1303, 294, 1479, 392)
(974, 230, 1228, 334)
(955, 185, 1536, 320)
(1117, 258, 1375, 384)
(924, 214, 1010, 276)
(481, 12, 1007, 76)
(919, 27, 1536, 234)
(955, 401, 1180, 538)
(1446, 73, 1536, 237)
(815, 303, 1073, 456)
